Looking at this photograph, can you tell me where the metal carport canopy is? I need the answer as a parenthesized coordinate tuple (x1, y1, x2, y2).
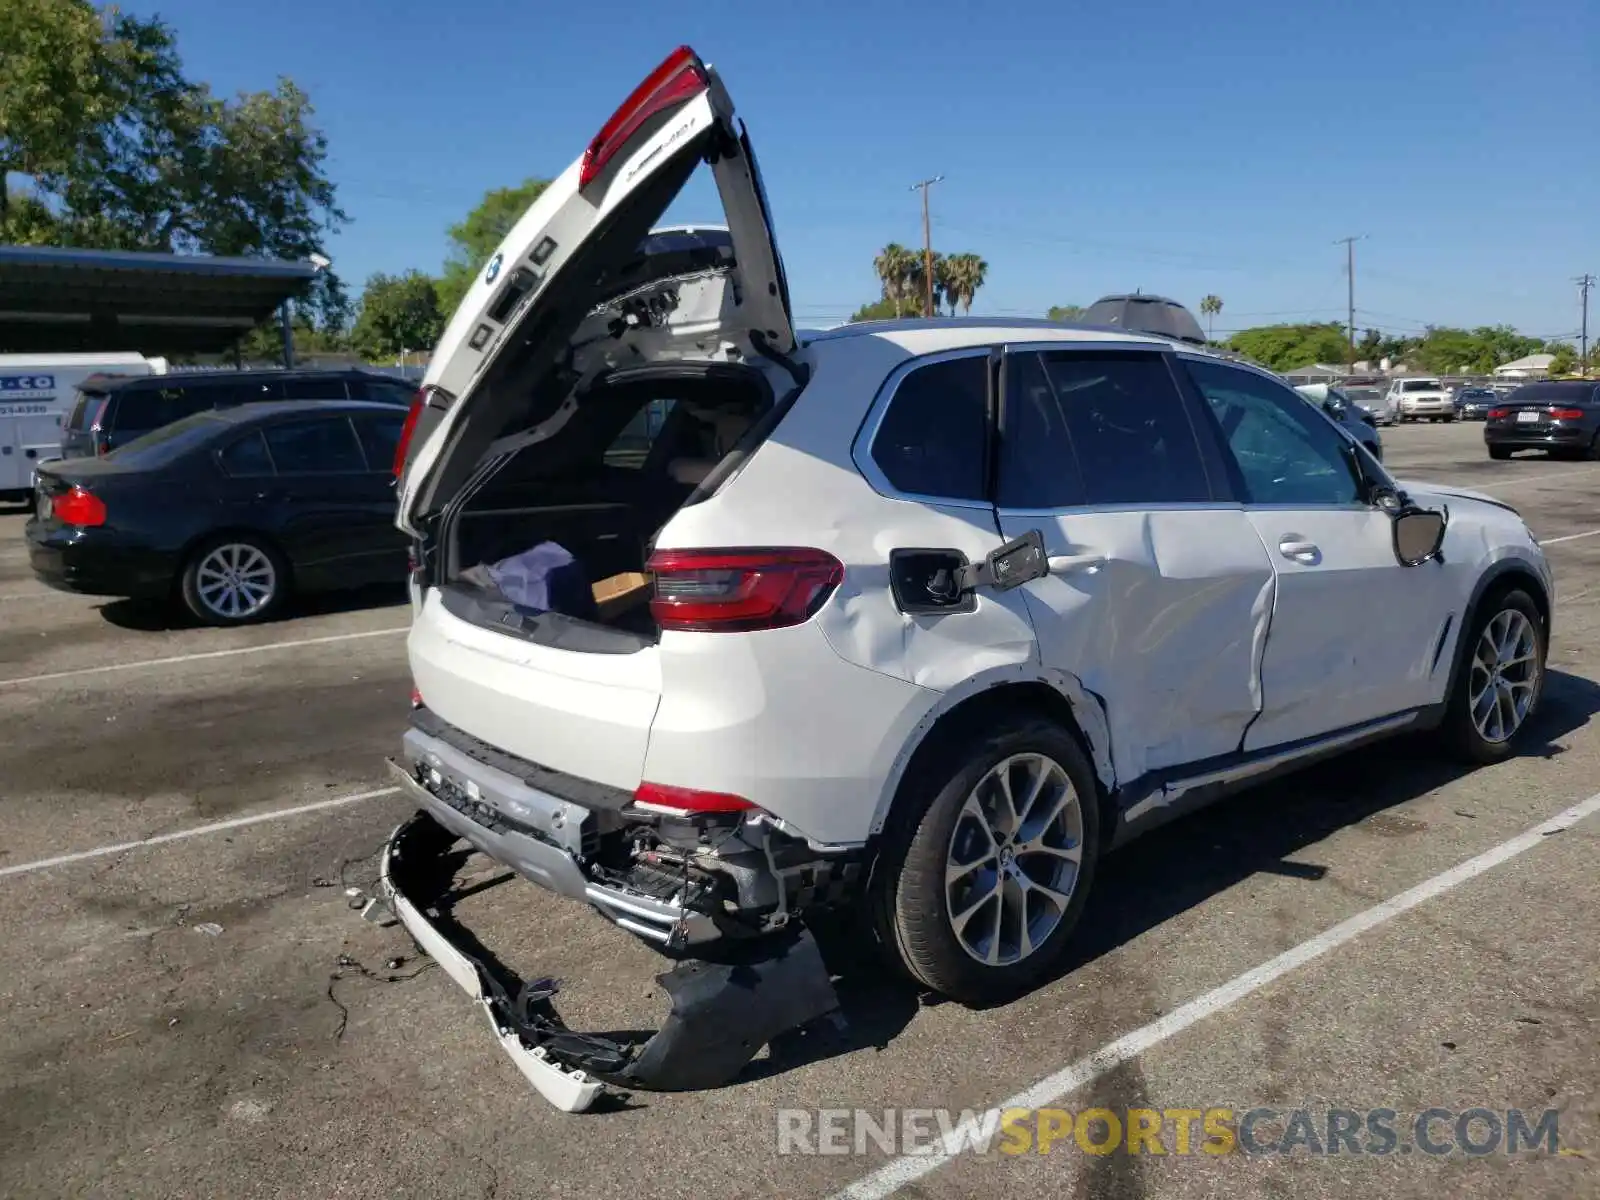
(0, 245, 319, 355)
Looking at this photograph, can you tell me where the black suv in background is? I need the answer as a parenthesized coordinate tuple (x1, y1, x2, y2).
(61, 368, 414, 459)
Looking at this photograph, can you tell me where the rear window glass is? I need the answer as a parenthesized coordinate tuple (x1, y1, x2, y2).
(1400, 380, 1443, 392)
(113, 380, 278, 430)
(1510, 384, 1598, 404)
(346, 377, 415, 405)
(281, 376, 349, 401)
(102, 413, 223, 467)
(218, 430, 274, 476)
(263, 417, 365, 473)
(872, 355, 989, 501)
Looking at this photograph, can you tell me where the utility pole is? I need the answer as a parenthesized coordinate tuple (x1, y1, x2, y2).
(1335, 235, 1366, 370)
(911, 176, 943, 318)
(1578, 274, 1595, 375)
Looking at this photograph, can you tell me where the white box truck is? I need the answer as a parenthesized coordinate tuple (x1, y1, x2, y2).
(0, 352, 166, 501)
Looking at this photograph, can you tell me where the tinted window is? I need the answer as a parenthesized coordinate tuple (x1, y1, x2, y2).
(604, 399, 679, 469)
(354, 416, 405, 470)
(282, 376, 349, 401)
(1001, 351, 1210, 507)
(67, 390, 105, 430)
(346, 376, 415, 405)
(1185, 360, 1362, 506)
(219, 430, 274, 476)
(262, 417, 365, 473)
(872, 355, 989, 501)
(113, 380, 278, 430)
(102, 413, 226, 467)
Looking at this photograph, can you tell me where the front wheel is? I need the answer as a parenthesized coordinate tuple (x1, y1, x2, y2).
(180, 534, 288, 626)
(873, 717, 1101, 1004)
(1440, 589, 1546, 764)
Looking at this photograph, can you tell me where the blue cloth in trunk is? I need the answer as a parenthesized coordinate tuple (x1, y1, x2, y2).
(485, 542, 598, 621)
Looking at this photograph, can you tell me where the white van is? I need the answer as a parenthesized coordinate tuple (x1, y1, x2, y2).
(0, 352, 165, 500)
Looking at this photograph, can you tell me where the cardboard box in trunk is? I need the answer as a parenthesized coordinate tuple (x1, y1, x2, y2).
(591, 572, 653, 621)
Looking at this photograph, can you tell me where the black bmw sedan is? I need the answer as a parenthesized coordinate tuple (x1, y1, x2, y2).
(1483, 380, 1600, 461)
(27, 400, 409, 625)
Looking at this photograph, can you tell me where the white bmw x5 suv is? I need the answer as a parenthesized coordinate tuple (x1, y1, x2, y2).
(381, 47, 1553, 1108)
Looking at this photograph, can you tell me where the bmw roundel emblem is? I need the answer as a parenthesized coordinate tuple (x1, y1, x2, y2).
(484, 253, 503, 284)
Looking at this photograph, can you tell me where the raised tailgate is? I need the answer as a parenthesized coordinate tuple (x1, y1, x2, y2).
(408, 589, 662, 791)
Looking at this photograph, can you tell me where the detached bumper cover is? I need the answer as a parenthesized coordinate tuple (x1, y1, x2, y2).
(378, 811, 841, 1111)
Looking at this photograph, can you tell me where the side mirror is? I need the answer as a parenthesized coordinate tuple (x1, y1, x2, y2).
(1323, 397, 1347, 417)
(1393, 507, 1446, 567)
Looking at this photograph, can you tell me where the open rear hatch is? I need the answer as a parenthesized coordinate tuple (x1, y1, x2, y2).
(395, 46, 796, 789)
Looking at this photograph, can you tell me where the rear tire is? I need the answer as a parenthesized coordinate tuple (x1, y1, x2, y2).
(872, 716, 1101, 1005)
(180, 534, 289, 627)
(1439, 588, 1546, 764)
(1488, 446, 1512, 460)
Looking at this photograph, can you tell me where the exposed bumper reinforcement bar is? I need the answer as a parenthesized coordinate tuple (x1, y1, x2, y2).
(377, 810, 841, 1112)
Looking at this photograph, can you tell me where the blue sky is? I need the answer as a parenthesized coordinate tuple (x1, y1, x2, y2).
(137, 0, 1596, 341)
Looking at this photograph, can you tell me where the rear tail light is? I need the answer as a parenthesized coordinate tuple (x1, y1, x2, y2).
(410, 686, 424, 709)
(1487, 408, 1508, 419)
(53, 486, 106, 527)
(578, 46, 709, 190)
(393, 388, 426, 478)
(646, 547, 844, 632)
(1552, 408, 1585, 420)
(631, 781, 755, 817)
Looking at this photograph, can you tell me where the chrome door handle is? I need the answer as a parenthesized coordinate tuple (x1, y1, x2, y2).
(1278, 536, 1319, 562)
(1047, 553, 1106, 573)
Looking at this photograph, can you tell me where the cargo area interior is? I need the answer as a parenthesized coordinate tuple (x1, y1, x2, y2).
(438, 363, 773, 645)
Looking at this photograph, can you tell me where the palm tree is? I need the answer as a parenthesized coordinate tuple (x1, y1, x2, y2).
(944, 253, 988, 315)
(1199, 294, 1223, 342)
(873, 243, 917, 316)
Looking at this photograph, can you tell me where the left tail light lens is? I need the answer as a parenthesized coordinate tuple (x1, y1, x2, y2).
(631, 781, 755, 817)
(1487, 408, 1508, 419)
(53, 486, 106, 527)
(393, 388, 427, 478)
(646, 547, 844, 633)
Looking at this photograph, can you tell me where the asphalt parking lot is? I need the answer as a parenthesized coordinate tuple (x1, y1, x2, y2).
(1, 420, 1596, 1200)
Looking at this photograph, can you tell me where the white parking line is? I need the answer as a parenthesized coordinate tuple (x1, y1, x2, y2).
(1540, 528, 1600, 546)
(0, 786, 402, 880)
(831, 789, 1600, 1200)
(0, 626, 408, 689)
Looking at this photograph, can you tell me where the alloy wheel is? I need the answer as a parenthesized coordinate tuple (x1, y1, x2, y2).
(195, 542, 277, 620)
(945, 752, 1085, 967)
(1468, 608, 1539, 743)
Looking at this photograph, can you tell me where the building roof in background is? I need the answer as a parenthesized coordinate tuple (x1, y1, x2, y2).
(1494, 353, 1555, 374)
(0, 245, 318, 355)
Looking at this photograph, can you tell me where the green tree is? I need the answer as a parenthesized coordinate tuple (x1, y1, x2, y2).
(1357, 328, 1385, 364)
(1226, 323, 1351, 372)
(1047, 304, 1086, 322)
(873, 243, 917, 317)
(1548, 344, 1577, 376)
(940, 253, 988, 316)
(351, 271, 445, 361)
(0, 1, 347, 332)
(1199, 294, 1223, 342)
(436, 177, 550, 316)
(848, 296, 905, 322)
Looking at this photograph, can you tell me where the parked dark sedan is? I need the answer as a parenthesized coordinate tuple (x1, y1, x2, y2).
(1484, 381, 1600, 460)
(1454, 385, 1498, 420)
(28, 400, 408, 625)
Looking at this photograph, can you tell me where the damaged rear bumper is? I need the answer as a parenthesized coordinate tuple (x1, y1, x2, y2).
(377, 810, 841, 1112)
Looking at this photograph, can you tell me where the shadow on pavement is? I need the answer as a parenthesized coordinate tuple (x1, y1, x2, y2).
(96, 581, 409, 631)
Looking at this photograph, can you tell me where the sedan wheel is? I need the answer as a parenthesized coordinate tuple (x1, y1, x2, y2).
(181, 537, 286, 626)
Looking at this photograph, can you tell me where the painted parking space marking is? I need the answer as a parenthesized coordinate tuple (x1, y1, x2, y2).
(831, 789, 1600, 1199)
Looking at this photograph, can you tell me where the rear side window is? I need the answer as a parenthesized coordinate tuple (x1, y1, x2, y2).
(1000, 351, 1210, 508)
(354, 415, 405, 470)
(605, 399, 678, 469)
(282, 376, 349, 401)
(871, 355, 989, 501)
(219, 430, 274, 476)
(347, 377, 415, 405)
(263, 417, 365, 473)
(67, 391, 104, 430)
